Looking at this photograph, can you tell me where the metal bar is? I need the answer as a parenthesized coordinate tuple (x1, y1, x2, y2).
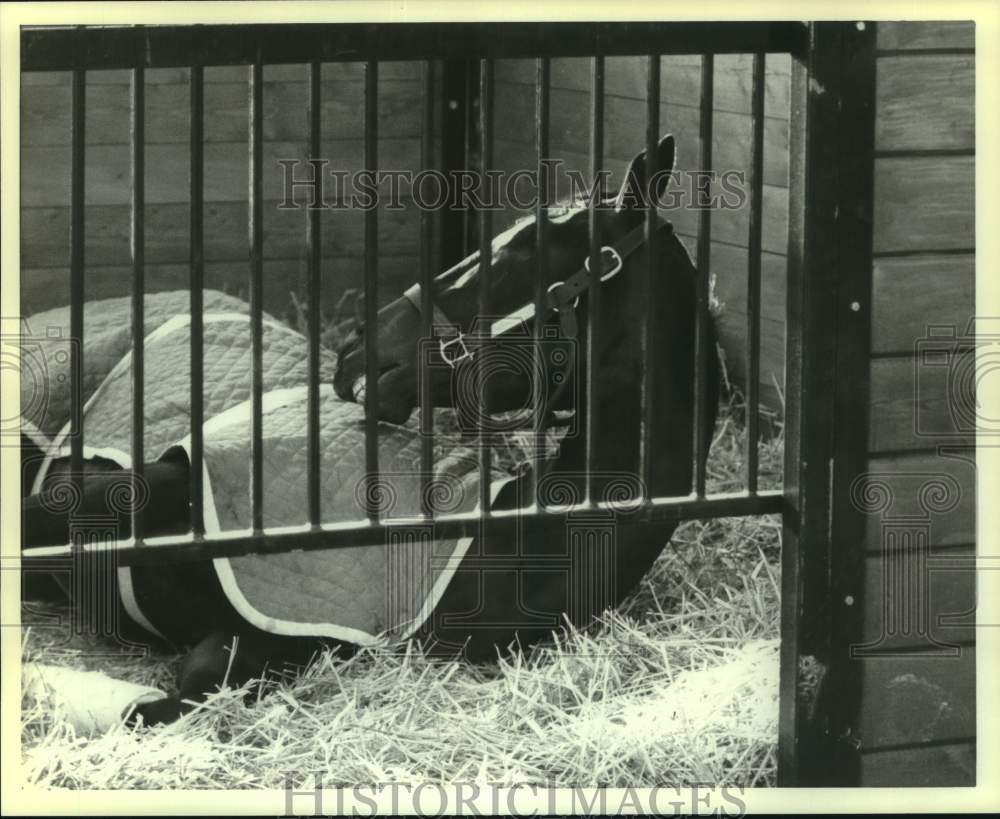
(306, 60, 322, 527)
(585, 55, 604, 503)
(130, 67, 145, 541)
(419, 60, 436, 517)
(439, 59, 472, 267)
(693, 54, 714, 498)
(638, 55, 660, 495)
(189, 64, 205, 537)
(69, 67, 85, 505)
(477, 57, 494, 514)
(778, 50, 808, 784)
(363, 60, 380, 522)
(249, 61, 264, 532)
(746, 52, 765, 494)
(22, 23, 808, 71)
(531, 56, 550, 509)
(23, 490, 784, 568)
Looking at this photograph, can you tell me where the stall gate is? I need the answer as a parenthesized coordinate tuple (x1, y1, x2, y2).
(19, 22, 886, 786)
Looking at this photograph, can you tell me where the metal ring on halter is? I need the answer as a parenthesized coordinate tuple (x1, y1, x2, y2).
(547, 281, 580, 309)
(439, 333, 474, 369)
(584, 246, 624, 282)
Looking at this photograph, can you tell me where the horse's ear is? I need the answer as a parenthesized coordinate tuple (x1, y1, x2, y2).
(613, 134, 676, 218)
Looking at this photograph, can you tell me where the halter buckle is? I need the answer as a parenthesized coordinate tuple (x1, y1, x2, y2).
(439, 333, 474, 368)
(547, 281, 580, 339)
(584, 246, 624, 282)
(546, 281, 580, 310)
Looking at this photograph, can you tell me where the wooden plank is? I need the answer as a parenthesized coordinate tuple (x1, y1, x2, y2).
(491, 138, 790, 254)
(876, 21, 974, 51)
(862, 546, 976, 651)
(869, 357, 976, 451)
(873, 156, 974, 253)
(21, 61, 423, 86)
(21, 78, 426, 146)
(855, 649, 975, 749)
(875, 55, 974, 152)
(862, 451, 976, 551)
(859, 741, 975, 786)
(21, 137, 423, 206)
(21, 201, 421, 267)
(493, 81, 790, 187)
(495, 53, 791, 117)
(702, 240, 787, 415)
(872, 254, 975, 355)
(20, 255, 419, 317)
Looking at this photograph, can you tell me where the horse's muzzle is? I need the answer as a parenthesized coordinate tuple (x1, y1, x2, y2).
(333, 350, 416, 425)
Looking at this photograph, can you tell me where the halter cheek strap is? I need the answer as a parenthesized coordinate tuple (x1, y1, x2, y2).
(403, 215, 673, 366)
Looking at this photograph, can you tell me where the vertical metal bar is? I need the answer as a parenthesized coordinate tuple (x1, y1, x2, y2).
(440, 60, 471, 268)
(130, 67, 145, 541)
(249, 62, 264, 532)
(638, 55, 660, 498)
(693, 54, 714, 499)
(531, 57, 550, 509)
(419, 60, 436, 517)
(306, 61, 322, 527)
(585, 55, 604, 505)
(477, 58, 494, 514)
(746, 52, 765, 495)
(69, 68, 85, 507)
(364, 60, 380, 522)
(189, 64, 205, 537)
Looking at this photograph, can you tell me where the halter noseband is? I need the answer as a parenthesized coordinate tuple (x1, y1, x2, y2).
(402, 215, 672, 368)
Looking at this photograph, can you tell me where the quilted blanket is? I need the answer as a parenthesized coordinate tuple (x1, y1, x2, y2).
(26, 291, 511, 645)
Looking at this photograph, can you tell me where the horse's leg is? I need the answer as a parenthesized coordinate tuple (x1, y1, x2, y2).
(128, 629, 324, 727)
(22, 458, 190, 548)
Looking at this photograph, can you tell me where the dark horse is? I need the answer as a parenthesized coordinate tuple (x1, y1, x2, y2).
(22, 134, 718, 726)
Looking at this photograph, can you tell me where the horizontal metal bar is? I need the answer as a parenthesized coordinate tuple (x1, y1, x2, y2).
(21, 490, 784, 568)
(22, 23, 808, 71)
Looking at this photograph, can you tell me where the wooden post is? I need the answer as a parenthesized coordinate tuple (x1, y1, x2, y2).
(779, 21, 877, 786)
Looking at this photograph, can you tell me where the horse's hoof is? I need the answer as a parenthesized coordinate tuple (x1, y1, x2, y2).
(125, 696, 190, 728)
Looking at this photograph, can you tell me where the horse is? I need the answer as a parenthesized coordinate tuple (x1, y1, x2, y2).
(21, 133, 719, 727)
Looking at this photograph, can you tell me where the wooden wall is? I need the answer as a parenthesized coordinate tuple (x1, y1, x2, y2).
(856, 20, 976, 786)
(491, 54, 791, 414)
(20, 62, 436, 324)
(21, 56, 789, 408)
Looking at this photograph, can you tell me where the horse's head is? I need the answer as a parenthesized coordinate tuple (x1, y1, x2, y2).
(332, 135, 680, 426)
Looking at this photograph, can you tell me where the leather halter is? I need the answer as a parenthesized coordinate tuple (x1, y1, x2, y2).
(402, 215, 673, 369)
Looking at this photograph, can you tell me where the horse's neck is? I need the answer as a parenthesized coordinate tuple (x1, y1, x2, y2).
(540, 237, 703, 503)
